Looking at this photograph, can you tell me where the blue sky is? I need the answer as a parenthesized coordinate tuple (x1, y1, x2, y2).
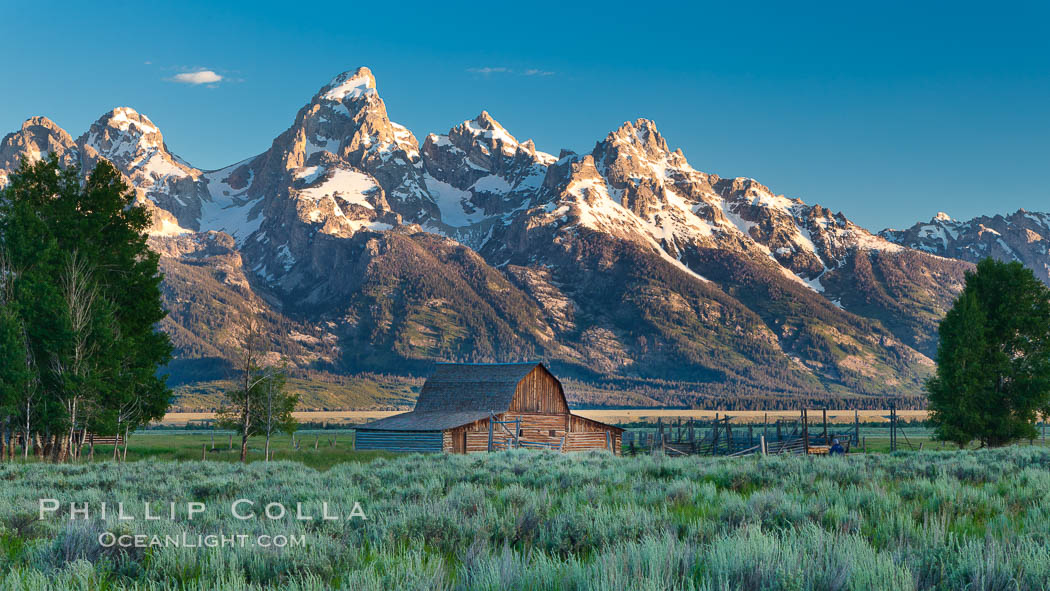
(3, 0, 1048, 230)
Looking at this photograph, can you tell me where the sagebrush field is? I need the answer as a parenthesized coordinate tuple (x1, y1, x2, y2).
(2, 448, 1049, 590)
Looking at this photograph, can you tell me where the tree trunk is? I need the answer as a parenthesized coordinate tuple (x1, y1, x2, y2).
(264, 432, 271, 462)
(79, 427, 88, 461)
(50, 434, 64, 463)
(122, 425, 129, 462)
(240, 432, 249, 463)
(23, 408, 32, 460)
(113, 420, 121, 460)
(67, 398, 78, 463)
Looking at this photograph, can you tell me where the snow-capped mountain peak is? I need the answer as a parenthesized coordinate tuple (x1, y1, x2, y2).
(419, 111, 558, 242)
(461, 111, 519, 154)
(76, 107, 204, 233)
(98, 107, 160, 137)
(0, 67, 990, 400)
(82, 107, 175, 167)
(606, 118, 672, 159)
(0, 116, 79, 187)
(882, 208, 1050, 284)
(320, 67, 378, 102)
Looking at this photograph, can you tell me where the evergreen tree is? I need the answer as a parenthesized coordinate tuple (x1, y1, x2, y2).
(927, 258, 1050, 447)
(0, 156, 172, 459)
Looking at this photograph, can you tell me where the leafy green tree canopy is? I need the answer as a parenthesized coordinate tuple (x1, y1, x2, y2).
(927, 258, 1050, 447)
(0, 156, 172, 455)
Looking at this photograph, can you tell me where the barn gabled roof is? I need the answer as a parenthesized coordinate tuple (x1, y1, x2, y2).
(356, 362, 545, 432)
(413, 362, 544, 412)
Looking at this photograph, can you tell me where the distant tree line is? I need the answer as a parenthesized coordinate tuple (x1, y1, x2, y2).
(0, 157, 172, 461)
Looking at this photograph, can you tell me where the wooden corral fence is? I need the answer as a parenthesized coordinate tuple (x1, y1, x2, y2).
(623, 409, 870, 457)
(486, 412, 616, 453)
(7, 431, 125, 461)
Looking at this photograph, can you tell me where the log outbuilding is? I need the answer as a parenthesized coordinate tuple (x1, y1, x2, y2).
(354, 362, 622, 454)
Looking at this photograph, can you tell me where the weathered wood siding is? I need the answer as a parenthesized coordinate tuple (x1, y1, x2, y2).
(509, 366, 569, 414)
(446, 417, 496, 454)
(420, 365, 624, 455)
(355, 430, 444, 453)
(446, 412, 621, 454)
(568, 415, 622, 454)
(502, 412, 568, 448)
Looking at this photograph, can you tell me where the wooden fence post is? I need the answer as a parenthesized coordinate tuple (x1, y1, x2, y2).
(854, 410, 860, 448)
(760, 434, 767, 456)
(802, 409, 809, 455)
(890, 405, 897, 452)
(202, 444, 206, 461)
(725, 416, 733, 454)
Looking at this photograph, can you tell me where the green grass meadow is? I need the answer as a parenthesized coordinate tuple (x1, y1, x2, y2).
(2, 445, 1050, 589)
(95, 431, 389, 471)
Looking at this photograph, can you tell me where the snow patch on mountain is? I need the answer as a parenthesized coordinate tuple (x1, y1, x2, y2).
(425, 172, 487, 227)
(200, 163, 264, 241)
(297, 167, 378, 210)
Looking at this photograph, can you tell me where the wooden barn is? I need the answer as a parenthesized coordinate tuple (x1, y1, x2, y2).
(354, 362, 623, 454)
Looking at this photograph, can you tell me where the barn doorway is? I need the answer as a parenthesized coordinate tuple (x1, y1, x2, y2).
(453, 430, 466, 454)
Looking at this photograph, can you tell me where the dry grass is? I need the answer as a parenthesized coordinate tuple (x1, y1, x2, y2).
(158, 411, 400, 426)
(159, 408, 928, 426)
(576, 409, 928, 424)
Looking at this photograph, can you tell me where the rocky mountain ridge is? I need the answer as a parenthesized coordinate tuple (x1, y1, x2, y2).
(882, 210, 1050, 284)
(0, 66, 1009, 407)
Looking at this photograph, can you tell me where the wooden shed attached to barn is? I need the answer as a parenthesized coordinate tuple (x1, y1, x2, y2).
(354, 362, 623, 454)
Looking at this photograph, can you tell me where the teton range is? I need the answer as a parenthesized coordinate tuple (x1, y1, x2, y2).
(3, 67, 1046, 408)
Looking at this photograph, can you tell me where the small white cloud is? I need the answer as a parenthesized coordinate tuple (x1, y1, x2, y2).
(467, 67, 555, 78)
(168, 70, 223, 85)
(467, 67, 511, 75)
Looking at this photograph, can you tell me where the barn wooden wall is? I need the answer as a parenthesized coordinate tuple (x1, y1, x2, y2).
(355, 430, 444, 453)
(442, 412, 622, 454)
(568, 415, 622, 454)
(432, 366, 622, 455)
(509, 366, 569, 414)
(444, 417, 493, 453)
